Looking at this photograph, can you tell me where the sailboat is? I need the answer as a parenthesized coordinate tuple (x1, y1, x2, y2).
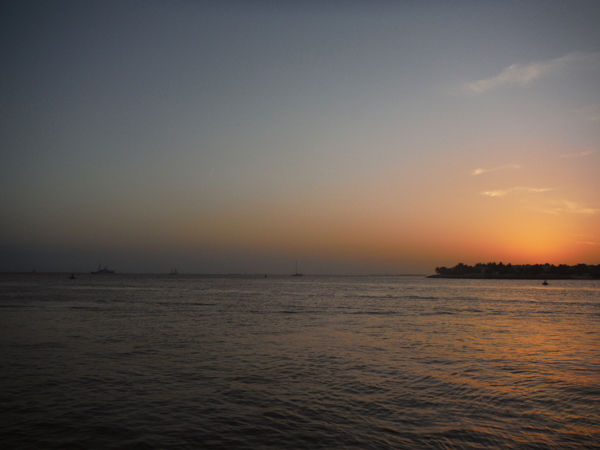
(169, 268, 179, 275)
(292, 260, 303, 277)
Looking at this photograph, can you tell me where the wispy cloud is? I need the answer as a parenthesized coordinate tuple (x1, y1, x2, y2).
(463, 52, 599, 94)
(481, 187, 554, 197)
(483, 189, 599, 216)
(533, 200, 600, 215)
(472, 164, 520, 175)
(480, 184, 599, 215)
(481, 190, 511, 197)
(559, 149, 595, 159)
(551, 201, 600, 215)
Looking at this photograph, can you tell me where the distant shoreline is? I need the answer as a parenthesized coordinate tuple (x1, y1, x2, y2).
(427, 274, 596, 280)
(432, 262, 600, 280)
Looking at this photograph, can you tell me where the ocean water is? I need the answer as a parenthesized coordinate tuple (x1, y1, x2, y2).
(1, 274, 599, 449)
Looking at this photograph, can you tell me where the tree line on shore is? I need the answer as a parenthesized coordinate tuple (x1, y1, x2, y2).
(434, 262, 600, 278)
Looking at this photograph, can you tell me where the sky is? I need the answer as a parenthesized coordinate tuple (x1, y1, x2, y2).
(1, 0, 599, 275)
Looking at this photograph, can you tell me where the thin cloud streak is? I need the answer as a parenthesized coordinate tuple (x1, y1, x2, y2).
(484, 190, 599, 216)
(463, 52, 599, 94)
(554, 201, 600, 215)
(472, 164, 520, 175)
(481, 187, 555, 197)
(535, 200, 600, 215)
(559, 150, 595, 159)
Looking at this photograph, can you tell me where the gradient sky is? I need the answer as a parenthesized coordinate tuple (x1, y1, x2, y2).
(1, 0, 599, 274)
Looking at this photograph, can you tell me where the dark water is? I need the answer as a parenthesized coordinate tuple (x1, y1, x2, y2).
(1, 274, 599, 449)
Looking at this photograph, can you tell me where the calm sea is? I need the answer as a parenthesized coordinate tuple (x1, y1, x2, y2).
(1, 274, 599, 449)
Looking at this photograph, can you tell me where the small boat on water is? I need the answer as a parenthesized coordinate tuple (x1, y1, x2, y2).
(169, 268, 179, 275)
(69, 273, 76, 279)
(91, 265, 115, 274)
(542, 280, 548, 285)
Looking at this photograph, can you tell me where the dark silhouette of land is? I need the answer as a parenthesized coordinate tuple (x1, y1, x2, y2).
(429, 262, 600, 279)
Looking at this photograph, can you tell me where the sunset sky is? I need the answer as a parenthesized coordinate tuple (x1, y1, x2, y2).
(1, 0, 599, 274)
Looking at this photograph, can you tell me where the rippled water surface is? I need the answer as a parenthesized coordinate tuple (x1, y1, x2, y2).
(1, 274, 599, 449)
